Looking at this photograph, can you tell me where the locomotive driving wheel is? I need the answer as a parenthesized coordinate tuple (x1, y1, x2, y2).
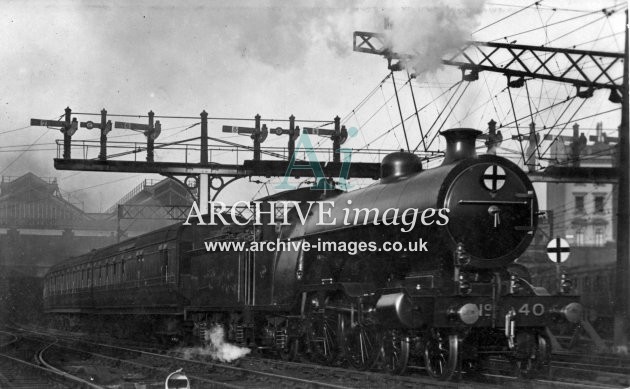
(278, 338, 300, 362)
(342, 315, 380, 370)
(510, 333, 551, 378)
(424, 329, 460, 380)
(378, 329, 410, 374)
(306, 297, 342, 365)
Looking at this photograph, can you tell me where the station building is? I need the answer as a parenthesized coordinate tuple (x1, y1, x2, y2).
(0, 173, 193, 321)
(520, 122, 618, 336)
(0, 174, 192, 276)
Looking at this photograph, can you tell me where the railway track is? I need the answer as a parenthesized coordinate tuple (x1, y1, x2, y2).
(553, 351, 630, 374)
(9, 325, 630, 389)
(10, 326, 487, 388)
(549, 352, 630, 388)
(39, 337, 450, 388)
(484, 354, 630, 389)
(17, 328, 374, 388)
(0, 330, 99, 388)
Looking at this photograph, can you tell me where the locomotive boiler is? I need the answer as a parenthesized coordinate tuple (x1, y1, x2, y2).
(43, 128, 583, 380)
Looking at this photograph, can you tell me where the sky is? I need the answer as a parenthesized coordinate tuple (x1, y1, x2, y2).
(0, 0, 626, 212)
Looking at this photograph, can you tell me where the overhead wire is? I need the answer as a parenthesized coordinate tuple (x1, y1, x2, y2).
(538, 97, 589, 157)
(411, 81, 464, 152)
(390, 71, 410, 151)
(0, 125, 33, 136)
(0, 115, 63, 175)
(524, 81, 543, 162)
(489, 3, 626, 43)
(407, 71, 426, 152)
(473, 0, 542, 34)
(424, 82, 472, 152)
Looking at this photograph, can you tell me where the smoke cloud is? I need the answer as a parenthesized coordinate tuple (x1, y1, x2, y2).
(230, 1, 485, 74)
(382, 0, 486, 74)
(233, 3, 355, 68)
(178, 325, 251, 363)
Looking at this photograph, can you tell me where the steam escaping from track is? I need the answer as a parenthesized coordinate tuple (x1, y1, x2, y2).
(179, 325, 251, 363)
(381, 0, 486, 74)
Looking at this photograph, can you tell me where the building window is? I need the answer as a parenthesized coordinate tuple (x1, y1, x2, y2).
(594, 196, 605, 214)
(576, 228, 585, 246)
(574, 195, 585, 214)
(595, 227, 605, 246)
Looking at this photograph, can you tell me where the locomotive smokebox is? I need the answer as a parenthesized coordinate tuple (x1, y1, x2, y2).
(440, 128, 482, 165)
(380, 151, 423, 182)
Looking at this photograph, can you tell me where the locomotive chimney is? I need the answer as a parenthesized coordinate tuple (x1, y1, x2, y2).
(440, 128, 482, 165)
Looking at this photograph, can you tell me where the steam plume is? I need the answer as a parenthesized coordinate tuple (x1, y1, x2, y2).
(382, 0, 486, 74)
(231, 1, 485, 73)
(179, 325, 251, 363)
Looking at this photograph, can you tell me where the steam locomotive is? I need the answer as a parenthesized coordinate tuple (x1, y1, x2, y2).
(43, 128, 583, 379)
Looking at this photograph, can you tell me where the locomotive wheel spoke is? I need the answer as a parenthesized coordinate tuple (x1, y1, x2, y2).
(307, 309, 340, 365)
(343, 317, 380, 370)
(379, 329, 410, 375)
(424, 330, 459, 380)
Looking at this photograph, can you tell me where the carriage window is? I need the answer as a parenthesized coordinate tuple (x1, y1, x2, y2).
(161, 245, 169, 282)
(136, 251, 144, 279)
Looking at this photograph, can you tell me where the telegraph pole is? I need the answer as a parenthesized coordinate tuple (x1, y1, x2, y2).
(289, 115, 296, 159)
(147, 111, 155, 162)
(200, 110, 209, 215)
(254, 114, 262, 161)
(333, 116, 341, 163)
(614, 9, 629, 349)
(99, 109, 108, 161)
(63, 107, 72, 159)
